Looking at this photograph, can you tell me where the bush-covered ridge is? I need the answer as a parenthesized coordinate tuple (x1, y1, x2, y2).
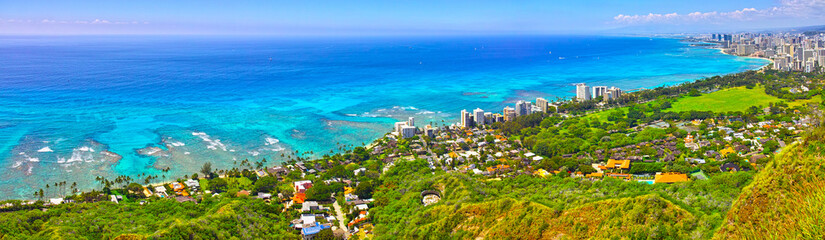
(715, 122, 825, 239)
(371, 158, 754, 239)
(0, 196, 296, 240)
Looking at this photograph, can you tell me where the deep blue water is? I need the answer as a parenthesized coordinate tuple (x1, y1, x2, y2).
(0, 35, 768, 199)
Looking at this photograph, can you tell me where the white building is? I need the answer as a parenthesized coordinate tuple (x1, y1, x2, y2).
(605, 87, 623, 102)
(535, 97, 549, 112)
(407, 117, 415, 127)
(401, 125, 416, 139)
(576, 83, 591, 102)
(515, 100, 531, 116)
(592, 86, 608, 99)
(483, 112, 493, 124)
(460, 109, 472, 128)
(473, 108, 485, 126)
(503, 106, 516, 122)
(394, 122, 408, 135)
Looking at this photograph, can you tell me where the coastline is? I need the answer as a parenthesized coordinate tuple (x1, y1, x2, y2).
(714, 47, 774, 71)
(0, 36, 776, 201)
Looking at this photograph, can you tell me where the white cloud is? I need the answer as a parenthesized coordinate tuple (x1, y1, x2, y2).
(4, 18, 146, 25)
(614, 0, 825, 24)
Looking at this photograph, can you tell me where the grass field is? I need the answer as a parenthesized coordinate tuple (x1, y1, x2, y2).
(666, 86, 782, 113)
(788, 94, 823, 108)
(585, 107, 628, 123)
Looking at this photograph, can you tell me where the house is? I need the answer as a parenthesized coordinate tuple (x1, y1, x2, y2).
(300, 213, 317, 227)
(301, 223, 331, 240)
(355, 204, 369, 211)
(268, 166, 288, 177)
(720, 163, 741, 172)
(257, 192, 272, 200)
(49, 198, 63, 205)
(169, 182, 185, 192)
(255, 169, 268, 177)
(154, 186, 168, 198)
(533, 169, 551, 177)
(184, 179, 200, 190)
(294, 180, 313, 193)
(686, 158, 706, 164)
(175, 196, 196, 203)
(236, 190, 250, 197)
(354, 167, 367, 176)
(302, 201, 320, 212)
(720, 147, 736, 156)
(142, 187, 154, 198)
(604, 159, 631, 170)
(654, 172, 689, 184)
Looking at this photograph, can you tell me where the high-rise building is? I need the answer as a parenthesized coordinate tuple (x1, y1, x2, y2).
(503, 107, 516, 122)
(514, 100, 531, 116)
(460, 109, 472, 128)
(576, 83, 591, 102)
(407, 117, 415, 127)
(483, 112, 493, 124)
(783, 44, 794, 58)
(493, 113, 504, 122)
(605, 87, 623, 102)
(592, 86, 608, 99)
(473, 108, 485, 126)
(803, 49, 815, 62)
(818, 56, 825, 70)
(535, 97, 548, 112)
(401, 125, 416, 139)
(764, 49, 776, 58)
(394, 122, 408, 135)
(774, 57, 789, 71)
(737, 44, 755, 56)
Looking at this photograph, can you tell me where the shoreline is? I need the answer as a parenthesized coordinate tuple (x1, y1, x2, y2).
(1, 37, 777, 202)
(714, 47, 774, 71)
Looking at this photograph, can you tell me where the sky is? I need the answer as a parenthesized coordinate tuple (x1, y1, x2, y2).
(1, 0, 824, 35)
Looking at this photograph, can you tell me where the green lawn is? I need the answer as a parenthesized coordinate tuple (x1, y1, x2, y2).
(666, 86, 782, 113)
(787, 94, 822, 108)
(585, 107, 628, 123)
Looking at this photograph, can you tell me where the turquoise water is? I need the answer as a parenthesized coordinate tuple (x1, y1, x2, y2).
(0, 35, 768, 199)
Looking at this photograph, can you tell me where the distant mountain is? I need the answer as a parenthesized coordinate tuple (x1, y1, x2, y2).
(765, 25, 825, 35)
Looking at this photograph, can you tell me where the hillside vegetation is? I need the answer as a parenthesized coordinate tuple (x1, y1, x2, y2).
(715, 123, 825, 239)
(0, 196, 297, 240)
(371, 159, 753, 239)
(414, 194, 698, 240)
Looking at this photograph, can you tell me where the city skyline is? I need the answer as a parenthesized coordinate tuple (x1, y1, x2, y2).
(2, 0, 825, 35)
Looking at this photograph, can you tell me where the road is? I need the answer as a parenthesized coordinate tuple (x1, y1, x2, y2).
(333, 199, 350, 238)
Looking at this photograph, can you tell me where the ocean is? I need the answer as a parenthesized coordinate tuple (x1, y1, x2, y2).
(0, 35, 769, 199)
